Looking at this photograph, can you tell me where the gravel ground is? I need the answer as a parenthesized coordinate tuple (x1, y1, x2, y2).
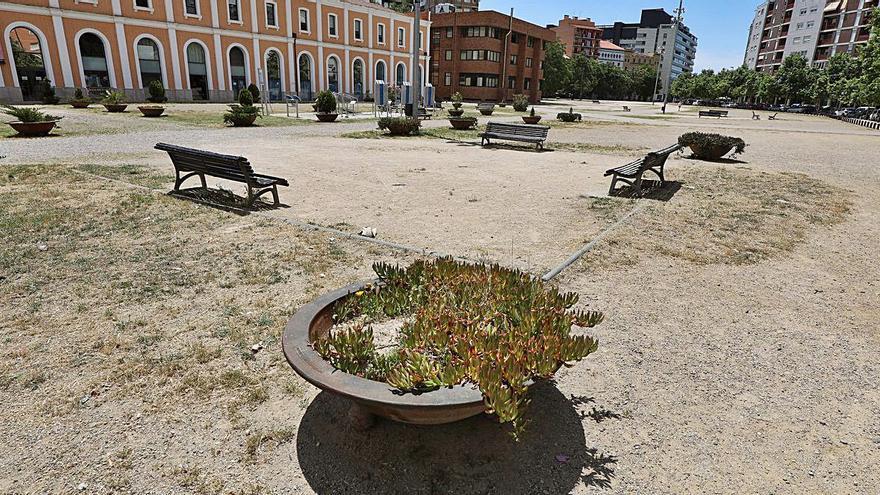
(1, 100, 879, 494)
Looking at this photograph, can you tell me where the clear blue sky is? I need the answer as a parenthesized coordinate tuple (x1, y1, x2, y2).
(478, 0, 755, 71)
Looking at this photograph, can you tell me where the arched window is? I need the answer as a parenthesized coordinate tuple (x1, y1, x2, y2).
(375, 60, 386, 83)
(395, 63, 406, 86)
(186, 42, 209, 100)
(8, 26, 47, 101)
(266, 50, 282, 101)
(352, 59, 364, 98)
(79, 33, 111, 89)
(327, 56, 339, 92)
(136, 38, 163, 89)
(298, 54, 312, 99)
(229, 46, 247, 96)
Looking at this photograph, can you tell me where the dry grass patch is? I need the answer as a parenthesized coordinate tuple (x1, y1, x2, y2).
(577, 165, 852, 269)
(0, 164, 408, 492)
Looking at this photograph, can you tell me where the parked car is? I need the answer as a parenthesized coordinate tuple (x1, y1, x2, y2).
(835, 107, 859, 118)
(869, 110, 880, 122)
(855, 107, 875, 119)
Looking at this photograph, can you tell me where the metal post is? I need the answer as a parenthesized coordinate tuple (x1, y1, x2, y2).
(652, 49, 663, 104)
(662, 0, 684, 107)
(410, 0, 421, 121)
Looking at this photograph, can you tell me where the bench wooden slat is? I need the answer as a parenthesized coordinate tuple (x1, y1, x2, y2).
(479, 122, 550, 150)
(155, 142, 289, 207)
(603, 144, 681, 196)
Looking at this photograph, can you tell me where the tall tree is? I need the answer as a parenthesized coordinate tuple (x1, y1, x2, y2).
(568, 54, 598, 99)
(775, 54, 813, 103)
(541, 41, 571, 97)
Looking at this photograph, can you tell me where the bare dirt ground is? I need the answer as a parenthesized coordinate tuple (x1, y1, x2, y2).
(1, 100, 879, 494)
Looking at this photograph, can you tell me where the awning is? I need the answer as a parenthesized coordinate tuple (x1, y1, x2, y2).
(824, 1, 842, 13)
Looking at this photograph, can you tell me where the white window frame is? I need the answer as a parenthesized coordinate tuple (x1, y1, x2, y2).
(184, 0, 201, 18)
(298, 8, 310, 33)
(398, 27, 405, 48)
(133, 0, 153, 12)
(328, 13, 338, 38)
(354, 18, 363, 41)
(227, 0, 242, 24)
(377, 23, 385, 45)
(265, 0, 278, 29)
(75, 0, 99, 4)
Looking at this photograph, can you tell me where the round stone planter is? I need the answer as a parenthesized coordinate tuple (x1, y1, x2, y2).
(227, 113, 258, 127)
(449, 117, 477, 130)
(103, 103, 128, 113)
(688, 144, 735, 160)
(479, 109, 494, 116)
(316, 113, 339, 122)
(522, 116, 542, 124)
(7, 120, 58, 137)
(447, 109, 465, 118)
(282, 281, 488, 426)
(70, 101, 90, 109)
(138, 105, 166, 117)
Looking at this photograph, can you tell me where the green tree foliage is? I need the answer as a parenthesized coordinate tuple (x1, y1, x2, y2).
(775, 54, 813, 103)
(541, 41, 571, 97)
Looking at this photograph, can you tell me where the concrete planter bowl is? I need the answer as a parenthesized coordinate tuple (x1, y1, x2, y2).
(70, 101, 90, 109)
(687, 144, 736, 161)
(449, 117, 477, 130)
(138, 105, 165, 117)
(282, 281, 488, 427)
(103, 103, 128, 113)
(7, 120, 59, 137)
(316, 113, 339, 122)
(522, 115, 542, 124)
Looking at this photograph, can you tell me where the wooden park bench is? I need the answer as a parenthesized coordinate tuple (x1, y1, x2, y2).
(592, 100, 601, 104)
(752, 111, 761, 120)
(479, 122, 550, 151)
(699, 110, 728, 118)
(604, 144, 681, 196)
(155, 143, 289, 207)
(768, 113, 778, 120)
(622, 105, 631, 112)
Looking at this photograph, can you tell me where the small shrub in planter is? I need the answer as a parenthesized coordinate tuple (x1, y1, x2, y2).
(478, 103, 495, 116)
(313, 258, 602, 438)
(146, 80, 168, 103)
(40, 80, 60, 105)
(512, 94, 529, 112)
(313, 90, 338, 122)
(377, 117, 421, 136)
(1, 104, 62, 137)
(557, 107, 582, 122)
(522, 107, 542, 124)
(70, 88, 91, 109)
(247, 83, 261, 103)
(678, 132, 747, 160)
(223, 89, 260, 127)
(451, 91, 463, 109)
(102, 91, 128, 112)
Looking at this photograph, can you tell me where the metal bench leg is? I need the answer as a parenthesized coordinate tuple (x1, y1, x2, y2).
(272, 185, 280, 205)
(633, 175, 643, 197)
(608, 175, 618, 196)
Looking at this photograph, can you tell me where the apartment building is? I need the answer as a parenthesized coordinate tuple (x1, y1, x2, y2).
(550, 15, 602, 59)
(746, 0, 875, 72)
(600, 8, 697, 96)
(382, 0, 479, 13)
(0, 0, 429, 103)
(428, 10, 554, 103)
(623, 49, 660, 71)
(598, 40, 624, 67)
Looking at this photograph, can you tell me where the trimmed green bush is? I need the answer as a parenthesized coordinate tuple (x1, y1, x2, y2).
(147, 80, 167, 103)
(512, 94, 529, 112)
(223, 89, 260, 127)
(40, 80, 60, 105)
(377, 117, 421, 136)
(247, 83, 261, 103)
(678, 132, 747, 160)
(557, 107, 582, 122)
(314, 90, 337, 113)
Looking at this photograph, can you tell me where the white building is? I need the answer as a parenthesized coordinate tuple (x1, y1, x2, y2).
(598, 40, 625, 68)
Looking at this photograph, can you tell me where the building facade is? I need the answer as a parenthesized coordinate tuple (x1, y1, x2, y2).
(550, 15, 601, 59)
(623, 48, 659, 71)
(746, 0, 875, 72)
(597, 40, 624, 67)
(599, 8, 697, 97)
(428, 10, 554, 103)
(0, 0, 429, 103)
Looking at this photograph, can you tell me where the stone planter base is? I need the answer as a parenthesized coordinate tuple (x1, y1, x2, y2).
(522, 116, 542, 124)
(70, 101, 90, 109)
(103, 104, 128, 113)
(7, 120, 58, 137)
(138, 106, 166, 117)
(316, 113, 339, 122)
(689, 144, 734, 160)
(449, 118, 477, 130)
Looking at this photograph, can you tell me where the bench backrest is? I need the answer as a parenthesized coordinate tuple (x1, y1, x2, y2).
(155, 143, 256, 183)
(485, 122, 550, 138)
(641, 144, 681, 170)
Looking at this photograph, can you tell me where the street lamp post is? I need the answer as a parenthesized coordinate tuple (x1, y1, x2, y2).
(409, 0, 421, 121)
(652, 49, 664, 104)
(662, 0, 685, 107)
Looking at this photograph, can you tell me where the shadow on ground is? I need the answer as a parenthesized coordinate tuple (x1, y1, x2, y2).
(296, 381, 616, 494)
(169, 187, 289, 213)
(610, 180, 683, 202)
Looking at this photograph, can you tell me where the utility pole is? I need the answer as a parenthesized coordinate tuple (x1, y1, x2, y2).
(662, 0, 684, 106)
(410, 0, 421, 121)
(651, 49, 664, 104)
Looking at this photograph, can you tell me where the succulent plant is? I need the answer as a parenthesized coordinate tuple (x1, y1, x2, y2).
(314, 258, 603, 438)
(512, 94, 529, 112)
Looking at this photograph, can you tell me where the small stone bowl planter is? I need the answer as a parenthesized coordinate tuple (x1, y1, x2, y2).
(70, 100, 90, 109)
(7, 120, 59, 137)
(522, 115, 542, 125)
(316, 113, 339, 122)
(103, 103, 128, 113)
(282, 281, 487, 427)
(449, 117, 477, 130)
(138, 105, 166, 117)
(478, 104, 495, 116)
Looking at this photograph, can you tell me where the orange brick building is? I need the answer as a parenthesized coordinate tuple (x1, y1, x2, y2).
(428, 10, 554, 103)
(551, 15, 602, 59)
(0, 0, 429, 102)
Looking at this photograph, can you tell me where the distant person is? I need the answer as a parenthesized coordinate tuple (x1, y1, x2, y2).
(661, 103, 667, 114)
